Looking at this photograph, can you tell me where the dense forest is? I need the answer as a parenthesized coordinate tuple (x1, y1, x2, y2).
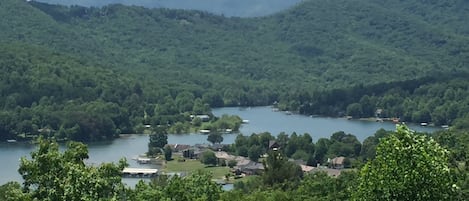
(0, 0, 468, 141)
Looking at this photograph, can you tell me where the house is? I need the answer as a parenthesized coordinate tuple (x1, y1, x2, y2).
(311, 167, 342, 177)
(210, 144, 230, 151)
(268, 140, 280, 151)
(182, 149, 201, 159)
(375, 109, 383, 117)
(190, 114, 210, 122)
(167, 144, 191, 152)
(236, 161, 264, 175)
(300, 164, 315, 173)
(330, 156, 346, 169)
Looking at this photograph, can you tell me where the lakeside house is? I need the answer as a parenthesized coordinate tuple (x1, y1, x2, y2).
(300, 164, 315, 173)
(167, 144, 191, 152)
(268, 140, 280, 151)
(182, 149, 202, 159)
(310, 167, 342, 177)
(237, 161, 264, 175)
(190, 114, 210, 122)
(330, 156, 346, 169)
(215, 151, 264, 175)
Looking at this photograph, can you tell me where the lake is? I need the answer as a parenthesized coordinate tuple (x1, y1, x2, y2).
(0, 106, 440, 185)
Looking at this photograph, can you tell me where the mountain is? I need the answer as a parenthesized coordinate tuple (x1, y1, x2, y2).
(35, 0, 304, 17)
(0, 0, 468, 140)
(3, 0, 468, 88)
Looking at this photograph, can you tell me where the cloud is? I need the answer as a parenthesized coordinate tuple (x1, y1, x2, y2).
(35, 0, 303, 17)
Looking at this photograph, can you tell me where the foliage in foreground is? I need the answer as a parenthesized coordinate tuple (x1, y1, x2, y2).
(17, 137, 127, 201)
(353, 125, 457, 200)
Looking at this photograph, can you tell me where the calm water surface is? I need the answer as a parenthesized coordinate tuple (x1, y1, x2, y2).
(0, 106, 440, 185)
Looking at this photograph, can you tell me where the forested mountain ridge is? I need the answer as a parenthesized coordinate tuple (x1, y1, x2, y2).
(1, 0, 469, 140)
(2, 0, 468, 87)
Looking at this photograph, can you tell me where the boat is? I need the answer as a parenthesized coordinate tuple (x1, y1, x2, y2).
(6, 139, 17, 143)
(135, 157, 151, 164)
(420, 122, 428, 126)
(242, 120, 250, 124)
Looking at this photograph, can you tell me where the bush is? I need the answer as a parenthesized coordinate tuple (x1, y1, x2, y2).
(200, 151, 217, 166)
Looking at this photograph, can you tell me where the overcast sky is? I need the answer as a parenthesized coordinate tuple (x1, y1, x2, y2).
(36, 0, 304, 17)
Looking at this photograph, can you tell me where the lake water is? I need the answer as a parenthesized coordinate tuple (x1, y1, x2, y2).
(0, 106, 440, 185)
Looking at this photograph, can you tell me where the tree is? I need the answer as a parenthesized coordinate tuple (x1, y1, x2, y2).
(207, 132, 223, 144)
(148, 126, 168, 156)
(200, 151, 217, 166)
(262, 150, 303, 188)
(18, 137, 127, 201)
(353, 125, 457, 200)
(314, 138, 331, 164)
(162, 171, 222, 201)
(164, 145, 172, 161)
(0, 182, 31, 201)
(248, 145, 263, 162)
(227, 160, 237, 168)
(346, 103, 363, 118)
(132, 171, 222, 201)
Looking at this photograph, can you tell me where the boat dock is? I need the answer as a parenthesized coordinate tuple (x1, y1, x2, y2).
(122, 168, 158, 177)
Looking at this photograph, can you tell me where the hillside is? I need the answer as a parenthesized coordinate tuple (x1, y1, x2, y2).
(2, 0, 468, 88)
(0, 0, 469, 140)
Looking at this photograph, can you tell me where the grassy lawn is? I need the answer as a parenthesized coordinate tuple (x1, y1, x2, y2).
(163, 159, 231, 180)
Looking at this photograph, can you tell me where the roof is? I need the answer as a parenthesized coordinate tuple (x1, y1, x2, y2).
(300, 164, 315, 172)
(332, 156, 345, 165)
(215, 151, 249, 164)
(241, 162, 264, 170)
(168, 144, 191, 151)
(122, 168, 158, 174)
(269, 140, 280, 149)
(311, 168, 342, 177)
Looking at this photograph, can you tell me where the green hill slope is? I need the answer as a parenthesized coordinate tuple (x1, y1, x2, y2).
(1, 0, 469, 140)
(3, 0, 467, 87)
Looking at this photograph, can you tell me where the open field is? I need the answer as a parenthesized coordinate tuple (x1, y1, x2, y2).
(163, 159, 231, 180)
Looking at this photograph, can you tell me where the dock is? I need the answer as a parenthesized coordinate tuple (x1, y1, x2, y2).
(122, 168, 158, 177)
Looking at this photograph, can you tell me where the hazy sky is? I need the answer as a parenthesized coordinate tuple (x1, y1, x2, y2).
(36, 0, 304, 17)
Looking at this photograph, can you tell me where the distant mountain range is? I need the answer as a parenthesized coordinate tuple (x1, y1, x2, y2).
(36, 0, 304, 17)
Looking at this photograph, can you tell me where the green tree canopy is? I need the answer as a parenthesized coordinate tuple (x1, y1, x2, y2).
(207, 132, 224, 144)
(200, 151, 217, 166)
(353, 125, 457, 200)
(18, 137, 127, 201)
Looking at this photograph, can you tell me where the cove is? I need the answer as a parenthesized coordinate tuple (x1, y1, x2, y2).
(0, 106, 440, 185)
